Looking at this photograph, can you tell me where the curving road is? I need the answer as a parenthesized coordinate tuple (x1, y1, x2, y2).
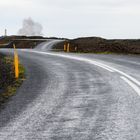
(0, 40, 140, 140)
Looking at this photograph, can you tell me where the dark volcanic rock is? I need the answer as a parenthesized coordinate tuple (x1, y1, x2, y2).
(54, 37, 140, 54)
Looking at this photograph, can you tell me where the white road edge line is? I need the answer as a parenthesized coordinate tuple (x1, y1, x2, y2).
(26, 50, 114, 72)
(121, 76, 140, 96)
(103, 66, 140, 86)
(22, 50, 140, 87)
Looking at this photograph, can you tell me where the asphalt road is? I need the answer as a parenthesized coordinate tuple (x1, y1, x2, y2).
(0, 40, 140, 140)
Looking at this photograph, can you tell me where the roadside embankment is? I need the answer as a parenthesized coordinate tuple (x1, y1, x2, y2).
(0, 54, 25, 105)
(54, 37, 140, 54)
(0, 36, 66, 49)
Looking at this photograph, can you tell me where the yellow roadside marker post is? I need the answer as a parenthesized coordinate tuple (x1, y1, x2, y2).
(64, 44, 67, 52)
(75, 46, 77, 52)
(67, 43, 70, 52)
(13, 44, 19, 79)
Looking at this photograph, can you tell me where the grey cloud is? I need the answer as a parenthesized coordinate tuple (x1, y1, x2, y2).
(35, 0, 139, 8)
(1, 0, 140, 38)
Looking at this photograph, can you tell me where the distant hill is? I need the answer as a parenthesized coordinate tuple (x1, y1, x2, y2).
(0, 36, 140, 54)
(0, 36, 65, 49)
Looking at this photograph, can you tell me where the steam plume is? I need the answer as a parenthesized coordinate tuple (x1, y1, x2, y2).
(18, 17, 43, 36)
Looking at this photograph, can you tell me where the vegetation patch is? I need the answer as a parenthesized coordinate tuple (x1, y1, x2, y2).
(0, 54, 25, 105)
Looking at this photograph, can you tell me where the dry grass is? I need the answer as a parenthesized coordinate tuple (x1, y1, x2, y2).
(0, 55, 25, 105)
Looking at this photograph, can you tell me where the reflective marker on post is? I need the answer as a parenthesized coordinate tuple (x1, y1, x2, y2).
(13, 44, 19, 79)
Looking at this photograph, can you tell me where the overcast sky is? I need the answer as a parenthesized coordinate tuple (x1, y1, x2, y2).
(0, 0, 140, 39)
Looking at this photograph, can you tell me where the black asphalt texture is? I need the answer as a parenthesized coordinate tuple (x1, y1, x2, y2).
(0, 40, 140, 140)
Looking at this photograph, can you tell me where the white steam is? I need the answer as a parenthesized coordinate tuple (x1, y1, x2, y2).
(18, 17, 43, 36)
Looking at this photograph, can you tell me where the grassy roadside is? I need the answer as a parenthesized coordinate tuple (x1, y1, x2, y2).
(0, 54, 25, 105)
